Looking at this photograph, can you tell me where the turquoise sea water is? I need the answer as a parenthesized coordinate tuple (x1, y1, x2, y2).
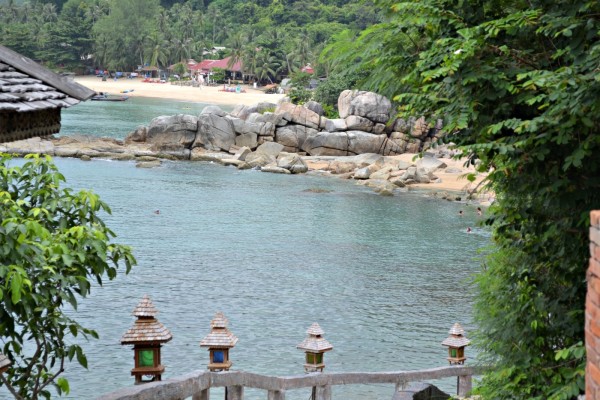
(5, 100, 490, 399)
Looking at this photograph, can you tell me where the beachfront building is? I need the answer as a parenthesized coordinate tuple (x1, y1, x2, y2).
(0, 45, 95, 143)
(189, 56, 248, 83)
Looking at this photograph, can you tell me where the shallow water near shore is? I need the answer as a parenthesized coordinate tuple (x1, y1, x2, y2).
(60, 96, 228, 139)
(4, 99, 491, 399)
(3, 155, 489, 399)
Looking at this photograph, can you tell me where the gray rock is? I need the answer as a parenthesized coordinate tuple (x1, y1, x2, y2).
(372, 123, 386, 135)
(261, 165, 291, 174)
(124, 125, 147, 144)
(416, 156, 447, 174)
(275, 125, 318, 152)
(194, 113, 236, 151)
(201, 105, 227, 117)
(324, 118, 348, 132)
(245, 153, 276, 168)
(392, 382, 450, 400)
(398, 160, 414, 170)
(235, 133, 258, 149)
(276, 153, 308, 174)
(302, 131, 403, 157)
(304, 101, 324, 116)
(146, 114, 198, 148)
(230, 104, 250, 119)
(410, 116, 429, 139)
(369, 166, 394, 180)
(233, 147, 252, 161)
(415, 167, 432, 183)
(136, 160, 161, 168)
(338, 90, 391, 123)
(345, 115, 374, 132)
(275, 102, 321, 129)
(391, 118, 409, 133)
(353, 166, 374, 180)
(255, 141, 284, 157)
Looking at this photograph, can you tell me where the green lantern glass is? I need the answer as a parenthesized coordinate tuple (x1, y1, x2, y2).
(139, 349, 154, 367)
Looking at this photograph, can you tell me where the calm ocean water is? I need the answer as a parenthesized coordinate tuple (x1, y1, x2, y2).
(5, 100, 490, 399)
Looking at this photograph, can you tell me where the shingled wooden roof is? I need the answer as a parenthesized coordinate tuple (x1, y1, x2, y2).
(121, 295, 173, 345)
(0, 45, 95, 142)
(200, 312, 238, 349)
(441, 323, 471, 348)
(297, 323, 333, 353)
(0, 352, 11, 373)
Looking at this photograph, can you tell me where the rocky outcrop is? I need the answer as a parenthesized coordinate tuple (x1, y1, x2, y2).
(302, 131, 403, 156)
(194, 113, 236, 151)
(338, 90, 391, 123)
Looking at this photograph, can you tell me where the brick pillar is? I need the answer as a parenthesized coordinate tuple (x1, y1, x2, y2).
(587, 210, 600, 398)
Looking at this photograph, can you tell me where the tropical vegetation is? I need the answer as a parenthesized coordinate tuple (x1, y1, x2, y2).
(0, 0, 380, 83)
(320, 0, 599, 398)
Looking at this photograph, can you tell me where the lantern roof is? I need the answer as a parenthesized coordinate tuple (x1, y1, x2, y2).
(132, 294, 159, 317)
(0, 352, 11, 372)
(297, 322, 333, 353)
(121, 295, 173, 345)
(441, 323, 471, 348)
(200, 312, 238, 348)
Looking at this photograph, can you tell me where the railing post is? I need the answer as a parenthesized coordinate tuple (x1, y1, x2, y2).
(314, 385, 331, 400)
(192, 388, 210, 400)
(226, 385, 244, 400)
(267, 389, 285, 400)
(458, 374, 472, 397)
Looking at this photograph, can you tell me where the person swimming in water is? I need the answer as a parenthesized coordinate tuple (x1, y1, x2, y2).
(467, 227, 472, 233)
(476, 207, 482, 216)
(154, 210, 160, 215)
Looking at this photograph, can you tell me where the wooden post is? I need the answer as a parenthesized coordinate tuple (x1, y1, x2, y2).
(314, 385, 331, 400)
(267, 389, 285, 400)
(192, 388, 210, 400)
(458, 374, 472, 397)
(225, 385, 243, 400)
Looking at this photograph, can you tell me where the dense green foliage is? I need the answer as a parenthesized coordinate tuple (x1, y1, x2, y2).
(0, 155, 136, 399)
(322, 0, 600, 398)
(0, 0, 380, 81)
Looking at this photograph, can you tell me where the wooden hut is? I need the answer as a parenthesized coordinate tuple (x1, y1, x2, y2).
(200, 312, 238, 371)
(0, 45, 94, 143)
(121, 295, 173, 384)
(0, 352, 11, 374)
(441, 323, 471, 365)
(297, 323, 333, 372)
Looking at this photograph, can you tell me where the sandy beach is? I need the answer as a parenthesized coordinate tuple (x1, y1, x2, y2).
(74, 75, 285, 106)
(73, 75, 489, 198)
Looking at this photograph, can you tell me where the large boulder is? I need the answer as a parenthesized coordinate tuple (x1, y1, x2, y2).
(302, 131, 403, 157)
(324, 118, 347, 132)
(255, 141, 284, 157)
(231, 117, 276, 137)
(345, 115, 374, 132)
(201, 105, 227, 117)
(194, 113, 236, 151)
(338, 90, 391, 123)
(235, 133, 258, 149)
(416, 155, 447, 174)
(303, 101, 324, 116)
(145, 114, 198, 147)
(124, 125, 147, 144)
(277, 152, 308, 174)
(275, 125, 318, 152)
(275, 102, 321, 129)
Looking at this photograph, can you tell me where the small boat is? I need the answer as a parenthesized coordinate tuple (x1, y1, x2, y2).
(91, 93, 129, 101)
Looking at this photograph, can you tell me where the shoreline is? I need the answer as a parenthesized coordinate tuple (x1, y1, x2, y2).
(65, 76, 491, 202)
(73, 75, 286, 106)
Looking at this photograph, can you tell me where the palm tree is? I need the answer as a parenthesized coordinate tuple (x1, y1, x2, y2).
(254, 51, 281, 84)
(170, 37, 195, 64)
(41, 3, 58, 23)
(146, 32, 170, 70)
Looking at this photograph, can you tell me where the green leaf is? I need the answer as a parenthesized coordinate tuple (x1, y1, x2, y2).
(56, 377, 70, 395)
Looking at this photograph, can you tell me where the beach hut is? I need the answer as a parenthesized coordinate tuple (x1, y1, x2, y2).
(121, 295, 173, 384)
(200, 312, 238, 371)
(0, 45, 95, 143)
(297, 323, 333, 372)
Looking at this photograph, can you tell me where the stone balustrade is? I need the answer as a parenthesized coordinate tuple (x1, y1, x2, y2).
(97, 365, 482, 400)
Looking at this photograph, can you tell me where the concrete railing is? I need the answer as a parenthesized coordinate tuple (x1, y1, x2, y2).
(97, 365, 483, 400)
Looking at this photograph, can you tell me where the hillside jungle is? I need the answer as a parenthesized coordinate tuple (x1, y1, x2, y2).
(0, 0, 378, 83)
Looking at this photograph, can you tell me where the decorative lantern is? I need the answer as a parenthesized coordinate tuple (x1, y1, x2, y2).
(297, 323, 333, 372)
(121, 295, 173, 384)
(0, 352, 11, 374)
(200, 312, 238, 371)
(441, 323, 471, 365)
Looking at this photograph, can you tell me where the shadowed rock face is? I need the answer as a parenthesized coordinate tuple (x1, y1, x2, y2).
(338, 90, 392, 123)
(302, 131, 403, 157)
(392, 382, 450, 400)
(146, 114, 198, 147)
(194, 113, 236, 151)
(275, 125, 318, 152)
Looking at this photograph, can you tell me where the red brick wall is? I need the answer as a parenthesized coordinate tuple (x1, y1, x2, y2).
(587, 210, 600, 398)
